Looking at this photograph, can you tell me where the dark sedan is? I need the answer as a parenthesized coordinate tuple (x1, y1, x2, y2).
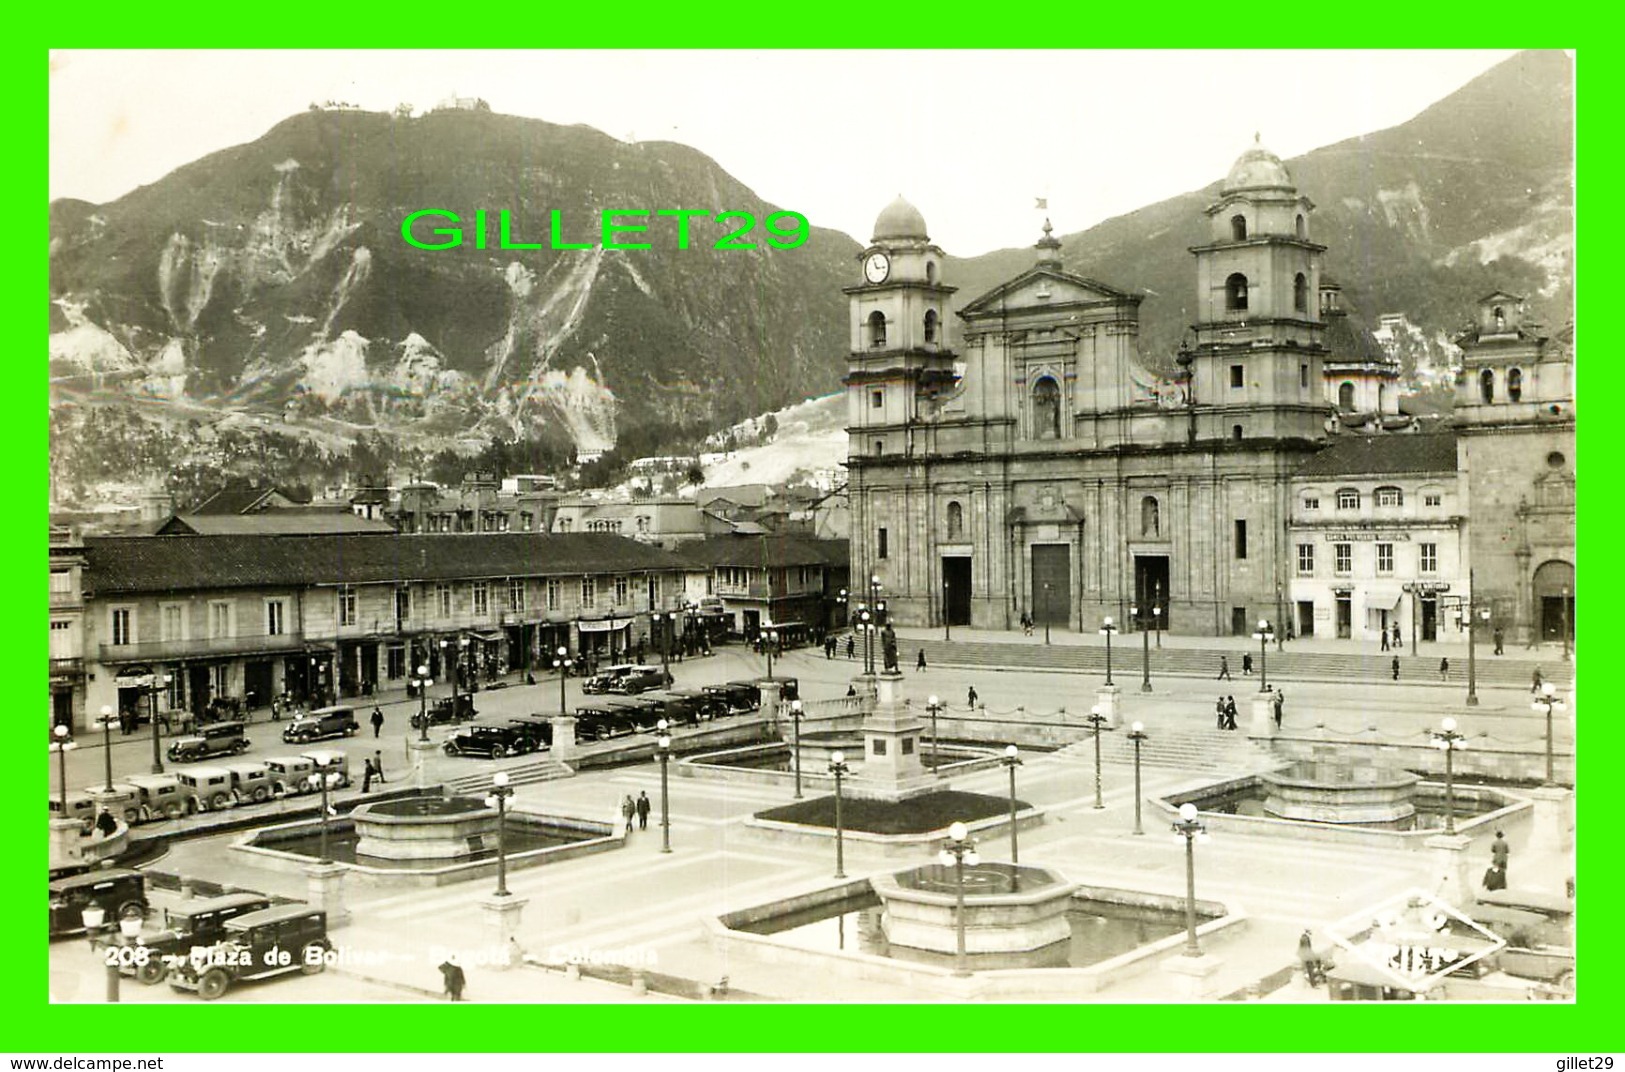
(443, 724, 543, 759)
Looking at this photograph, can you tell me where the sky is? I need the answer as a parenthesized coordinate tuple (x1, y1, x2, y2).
(49, 49, 1520, 257)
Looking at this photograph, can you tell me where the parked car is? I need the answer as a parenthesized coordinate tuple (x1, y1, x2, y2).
(301, 750, 351, 789)
(176, 767, 237, 812)
(124, 773, 190, 821)
(49, 868, 147, 939)
(48, 790, 99, 826)
(638, 691, 704, 726)
(574, 705, 638, 742)
(671, 688, 728, 721)
(605, 698, 666, 731)
(506, 715, 555, 748)
(409, 694, 477, 729)
(168, 720, 249, 763)
(443, 723, 543, 759)
(262, 755, 320, 797)
(127, 893, 272, 984)
(221, 761, 273, 805)
(167, 904, 330, 1000)
(703, 682, 758, 715)
(607, 665, 673, 695)
(582, 664, 637, 695)
(281, 706, 360, 744)
(49, 785, 142, 826)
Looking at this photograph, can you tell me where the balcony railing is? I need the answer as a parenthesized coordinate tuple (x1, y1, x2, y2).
(715, 582, 770, 599)
(99, 632, 303, 663)
(49, 656, 83, 677)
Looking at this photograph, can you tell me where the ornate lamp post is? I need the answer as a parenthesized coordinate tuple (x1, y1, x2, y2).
(656, 720, 672, 853)
(926, 695, 944, 776)
(1171, 802, 1208, 956)
(1128, 721, 1148, 835)
(1132, 603, 1152, 693)
(1154, 582, 1164, 649)
(1000, 745, 1022, 863)
(1251, 619, 1275, 692)
(552, 646, 573, 716)
(1464, 567, 1485, 707)
(484, 771, 514, 896)
(828, 750, 850, 878)
(1532, 683, 1566, 786)
(1042, 582, 1053, 645)
(1561, 584, 1571, 662)
(314, 767, 342, 864)
(82, 906, 142, 1003)
(1275, 582, 1286, 651)
(789, 699, 804, 798)
(98, 704, 114, 792)
(938, 821, 980, 977)
(941, 578, 952, 642)
(51, 724, 77, 814)
(414, 664, 434, 742)
(1431, 716, 1468, 834)
(858, 609, 874, 673)
(148, 672, 171, 774)
(763, 626, 779, 681)
(1086, 705, 1107, 809)
(1098, 617, 1117, 685)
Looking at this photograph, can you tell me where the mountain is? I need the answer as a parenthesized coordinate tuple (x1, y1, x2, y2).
(49, 106, 861, 486)
(944, 49, 1574, 369)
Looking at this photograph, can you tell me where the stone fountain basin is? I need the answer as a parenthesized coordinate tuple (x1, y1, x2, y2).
(872, 862, 1076, 955)
(350, 796, 499, 860)
(1258, 762, 1420, 824)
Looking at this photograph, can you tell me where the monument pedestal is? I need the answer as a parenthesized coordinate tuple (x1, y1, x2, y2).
(1160, 951, 1225, 1000)
(479, 893, 528, 970)
(850, 672, 935, 800)
(550, 716, 578, 764)
(1425, 832, 1473, 906)
(1530, 785, 1574, 852)
(304, 861, 350, 928)
(407, 738, 439, 791)
(1248, 694, 1277, 739)
(1094, 685, 1121, 729)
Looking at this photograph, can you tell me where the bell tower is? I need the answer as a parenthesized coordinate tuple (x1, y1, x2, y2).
(1188, 138, 1329, 442)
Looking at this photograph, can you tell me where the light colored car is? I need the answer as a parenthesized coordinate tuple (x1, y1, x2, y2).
(125, 773, 190, 820)
(175, 766, 237, 812)
(262, 755, 319, 796)
(221, 761, 273, 805)
(301, 750, 350, 789)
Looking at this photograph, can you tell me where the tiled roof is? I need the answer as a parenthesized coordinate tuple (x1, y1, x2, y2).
(157, 514, 398, 536)
(668, 535, 850, 570)
(1295, 433, 1458, 478)
(190, 485, 301, 514)
(84, 533, 683, 596)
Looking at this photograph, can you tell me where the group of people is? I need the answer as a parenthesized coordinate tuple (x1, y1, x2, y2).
(620, 791, 653, 834)
(1213, 689, 1285, 731)
(360, 750, 388, 792)
(1214, 654, 1258, 680)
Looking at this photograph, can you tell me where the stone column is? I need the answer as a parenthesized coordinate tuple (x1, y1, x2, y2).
(304, 861, 350, 928)
(1425, 832, 1473, 907)
(49, 818, 83, 868)
(1160, 951, 1225, 1000)
(1248, 694, 1277, 739)
(1530, 786, 1574, 853)
(758, 678, 782, 730)
(407, 737, 439, 791)
(550, 716, 578, 764)
(1093, 685, 1121, 729)
(478, 894, 528, 970)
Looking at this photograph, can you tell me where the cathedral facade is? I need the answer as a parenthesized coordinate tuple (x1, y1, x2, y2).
(844, 144, 1335, 636)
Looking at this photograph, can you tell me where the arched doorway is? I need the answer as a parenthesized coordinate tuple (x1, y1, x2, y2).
(1532, 560, 1575, 643)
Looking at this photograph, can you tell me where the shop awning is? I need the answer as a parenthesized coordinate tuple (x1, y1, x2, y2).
(471, 631, 505, 643)
(1364, 584, 1404, 610)
(578, 617, 634, 633)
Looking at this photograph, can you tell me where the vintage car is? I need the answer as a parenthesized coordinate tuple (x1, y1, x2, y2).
(50, 785, 143, 826)
(670, 688, 729, 721)
(280, 706, 360, 744)
(127, 892, 272, 984)
(221, 761, 273, 805)
(581, 663, 637, 695)
(637, 691, 704, 727)
(124, 773, 191, 821)
(702, 682, 759, 715)
(573, 704, 638, 742)
(49, 868, 148, 939)
(167, 904, 329, 1000)
(262, 755, 320, 796)
(301, 750, 351, 789)
(443, 723, 543, 759)
(606, 665, 673, 695)
(176, 766, 237, 812)
(168, 720, 250, 763)
(409, 694, 477, 729)
(48, 790, 100, 825)
(605, 698, 666, 732)
(506, 715, 555, 748)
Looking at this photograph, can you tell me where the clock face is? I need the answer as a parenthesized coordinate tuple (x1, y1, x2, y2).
(863, 252, 891, 284)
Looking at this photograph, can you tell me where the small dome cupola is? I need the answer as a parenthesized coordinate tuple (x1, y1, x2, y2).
(1223, 134, 1295, 193)
(1034, 218, 1063, 268)
(872, 195, 929, 243)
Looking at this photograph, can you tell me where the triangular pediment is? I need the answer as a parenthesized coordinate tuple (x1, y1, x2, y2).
(961, 267, 1138, 318)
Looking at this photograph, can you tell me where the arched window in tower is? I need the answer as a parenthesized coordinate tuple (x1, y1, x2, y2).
(867, 311, 887, 349)
(1225, 273, 1249, 312)
(1508, 367, 1523, 403)
(926, 261, 937, 285)
(1480, 368, 1496, 404)
(1296, 214, 1306, 239)
(924, 309, 938, 344)
(1230, 215, 1247, 241)
(1338, 382, 1356, 411)
(1032, 377, 1061, 440)
(1294, 273, 1308, 313)
(946, 500, 964, 540)
(1493, 306, 1506, 331)
(1141, 496, 1160, 537)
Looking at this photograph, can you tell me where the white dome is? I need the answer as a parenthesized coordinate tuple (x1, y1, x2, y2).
(872, 195, 928, 242)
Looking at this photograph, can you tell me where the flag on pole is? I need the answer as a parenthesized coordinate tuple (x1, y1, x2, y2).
(1034, 197, 1048, 210)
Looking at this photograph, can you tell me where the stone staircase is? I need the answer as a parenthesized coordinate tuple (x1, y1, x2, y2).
(912, 637, 1557, 689)
(1054, 724, 1285, 775)
(441, 754, 576, 795)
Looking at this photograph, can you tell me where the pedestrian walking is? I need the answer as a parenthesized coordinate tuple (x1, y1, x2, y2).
(967, 685, 979, 708)
(362, 758, 375, 793)
(1439, 657, 1450, 680)
(916, 649, 927, 672)
(1224, 696, 1238, 731)
(621, 794, 636, 835)
(1381, 629, 1390, 652)
(1482, 862, 1508, 891)
(1216, 696, 1227, 731)
(1242, 653, 1254, 676)
(846, 636, 856, 660)
(1491, 829, 1510, 874)
(1273, 688, 1285, 729)
(1392, 624, 1402, 651)
(373, 750, 386, 783)
(370, 706, 384, 737)
(636, 791, 651, 831)
(1493, 627, 1505, 656)
(438, 956, 466, 1001)
(1531, 668, 1543, 694)
(1217, 656, 1232, 681)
